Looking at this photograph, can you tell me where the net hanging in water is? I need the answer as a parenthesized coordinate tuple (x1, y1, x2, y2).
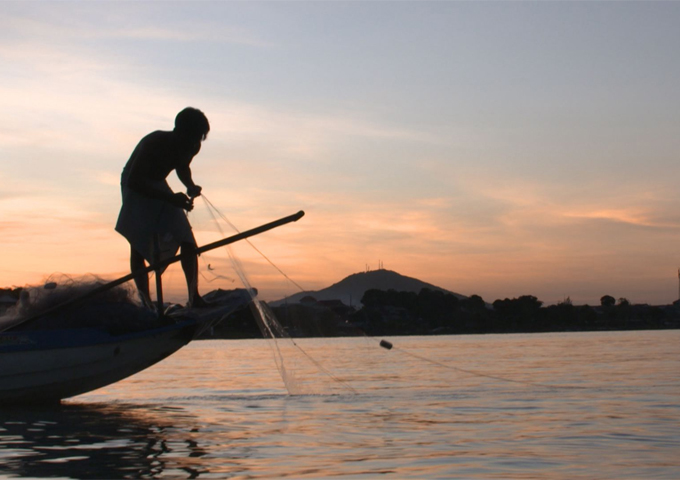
(200, 196, 356, 395)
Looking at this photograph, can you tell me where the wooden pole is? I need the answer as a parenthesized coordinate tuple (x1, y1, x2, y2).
(4, 210, 305, 330)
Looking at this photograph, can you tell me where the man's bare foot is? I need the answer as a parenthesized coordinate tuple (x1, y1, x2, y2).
(188, 295, 210, 308)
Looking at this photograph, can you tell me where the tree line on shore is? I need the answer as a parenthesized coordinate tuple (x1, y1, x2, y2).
(206, 288, 680, 338)
(349, 289, 678, 336)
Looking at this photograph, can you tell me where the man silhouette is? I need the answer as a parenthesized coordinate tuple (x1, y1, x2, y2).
(116, 107, 209, 308)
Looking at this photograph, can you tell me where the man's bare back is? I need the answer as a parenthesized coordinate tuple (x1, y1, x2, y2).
(123, 130, 202, 207)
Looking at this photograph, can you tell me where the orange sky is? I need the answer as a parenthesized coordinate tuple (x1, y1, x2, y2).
(2, 2, 680, 305)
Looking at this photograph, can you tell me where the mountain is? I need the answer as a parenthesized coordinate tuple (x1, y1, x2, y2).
(269, 269, 465, 307)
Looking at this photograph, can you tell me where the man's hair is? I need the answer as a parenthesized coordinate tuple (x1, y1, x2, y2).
(175, 107, 210, 140)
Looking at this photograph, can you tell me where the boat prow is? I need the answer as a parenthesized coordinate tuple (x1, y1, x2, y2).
(0, 288, 252, 405)
(0, 320, 198, 405)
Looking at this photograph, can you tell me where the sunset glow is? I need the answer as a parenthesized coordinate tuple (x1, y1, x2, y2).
(2, 2, 680, 305)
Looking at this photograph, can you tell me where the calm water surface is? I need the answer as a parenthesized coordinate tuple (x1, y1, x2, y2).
(1, 331, 678, 479)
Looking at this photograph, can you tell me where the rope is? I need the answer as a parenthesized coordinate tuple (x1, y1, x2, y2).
(381, 340, 589, 390)
(201, 196, 307, 293)
(199, 196, 355, 394)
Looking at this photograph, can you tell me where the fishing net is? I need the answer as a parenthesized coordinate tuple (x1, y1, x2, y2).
(11, 274, 139, 316)
(0, 274, 157, 333)
(200, 196, 356, 395)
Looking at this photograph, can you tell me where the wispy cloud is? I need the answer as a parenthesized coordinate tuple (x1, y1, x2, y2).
(1, 9, 273, 47)
(2, 2, 679, 307)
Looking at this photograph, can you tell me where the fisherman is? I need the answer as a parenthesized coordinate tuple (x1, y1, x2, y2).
(115, 107, 210, 308)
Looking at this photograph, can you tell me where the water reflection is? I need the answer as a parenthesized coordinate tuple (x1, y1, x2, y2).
(1, 334, 678, 479)
(0, 402, 208, 479)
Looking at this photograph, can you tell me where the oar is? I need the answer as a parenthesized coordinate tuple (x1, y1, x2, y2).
(3, 210, 305, 331)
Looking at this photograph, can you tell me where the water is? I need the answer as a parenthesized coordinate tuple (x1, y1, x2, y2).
(1, 331, 678, 479)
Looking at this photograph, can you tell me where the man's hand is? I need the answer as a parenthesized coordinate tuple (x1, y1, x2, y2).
(187, 185, 202, 199)
(170, 192, 194, 211)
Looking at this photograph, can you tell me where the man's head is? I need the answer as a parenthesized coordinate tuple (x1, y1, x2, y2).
(175, 107, 210, 142)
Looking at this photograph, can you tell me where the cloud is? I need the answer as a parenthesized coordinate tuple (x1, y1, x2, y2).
(562, 207, 680, 230)
(2, 3, 680, 307)
(1, 7, 274, 47)
(0, 194, 127, 289)
(87, 170, 121, 187)
(564, 209, 651, 227)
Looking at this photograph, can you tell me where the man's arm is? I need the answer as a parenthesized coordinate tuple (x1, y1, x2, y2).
(177, 165, 202, 199)
(128, 171, 193, 210)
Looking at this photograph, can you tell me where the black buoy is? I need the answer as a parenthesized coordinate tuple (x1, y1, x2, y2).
(379, 339, 393, 350)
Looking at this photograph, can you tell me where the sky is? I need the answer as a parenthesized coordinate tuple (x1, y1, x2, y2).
(1, 1, 680, 306)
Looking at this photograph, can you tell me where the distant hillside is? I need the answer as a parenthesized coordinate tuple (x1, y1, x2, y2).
(270, 269, 465, 307)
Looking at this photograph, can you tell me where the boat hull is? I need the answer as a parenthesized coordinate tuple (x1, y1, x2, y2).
(0, 320, 198, 405)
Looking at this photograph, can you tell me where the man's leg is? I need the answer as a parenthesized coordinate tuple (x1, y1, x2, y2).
(130, 247, 152, 307)
(180, 241, 206, 307)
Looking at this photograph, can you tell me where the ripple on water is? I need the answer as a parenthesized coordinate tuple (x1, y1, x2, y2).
(0, 332, 678, 479)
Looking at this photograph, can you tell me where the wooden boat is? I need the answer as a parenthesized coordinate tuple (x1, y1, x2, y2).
(0, 211, 304, 405)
